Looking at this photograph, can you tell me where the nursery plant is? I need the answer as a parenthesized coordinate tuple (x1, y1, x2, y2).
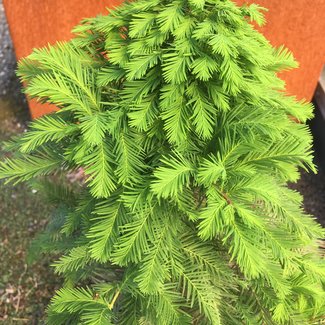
(1, 0, 325, 323)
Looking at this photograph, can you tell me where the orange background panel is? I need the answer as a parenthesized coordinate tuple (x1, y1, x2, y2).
(3, 0, 123, 118)
(3, 0, 325, 118)
(237, 0, 325, 103)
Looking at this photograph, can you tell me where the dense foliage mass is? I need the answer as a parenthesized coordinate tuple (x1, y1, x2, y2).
(0, 0, 324, 323)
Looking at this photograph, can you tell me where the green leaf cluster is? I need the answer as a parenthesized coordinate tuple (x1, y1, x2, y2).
(1, 0, 324, 324)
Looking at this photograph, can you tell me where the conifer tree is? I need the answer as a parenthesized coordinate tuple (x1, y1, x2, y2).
(1, 0, 325, 323)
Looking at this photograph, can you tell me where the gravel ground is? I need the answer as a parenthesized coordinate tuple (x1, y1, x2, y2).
(0, 120, 60, 324)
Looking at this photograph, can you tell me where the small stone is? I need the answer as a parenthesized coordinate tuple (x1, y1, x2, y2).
(5, 288, 14, 294)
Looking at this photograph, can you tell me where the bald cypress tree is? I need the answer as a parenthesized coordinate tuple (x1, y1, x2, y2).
(1, 0, 324, 323)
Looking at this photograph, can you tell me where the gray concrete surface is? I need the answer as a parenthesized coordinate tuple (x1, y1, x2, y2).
(0, 0, 16, 97)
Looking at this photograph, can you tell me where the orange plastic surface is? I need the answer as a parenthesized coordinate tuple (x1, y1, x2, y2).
(237, 0, 325, 102)
(3, 0, 123, 118)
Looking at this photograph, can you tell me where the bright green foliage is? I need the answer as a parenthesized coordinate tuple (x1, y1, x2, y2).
(1, 0, 325, 324)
